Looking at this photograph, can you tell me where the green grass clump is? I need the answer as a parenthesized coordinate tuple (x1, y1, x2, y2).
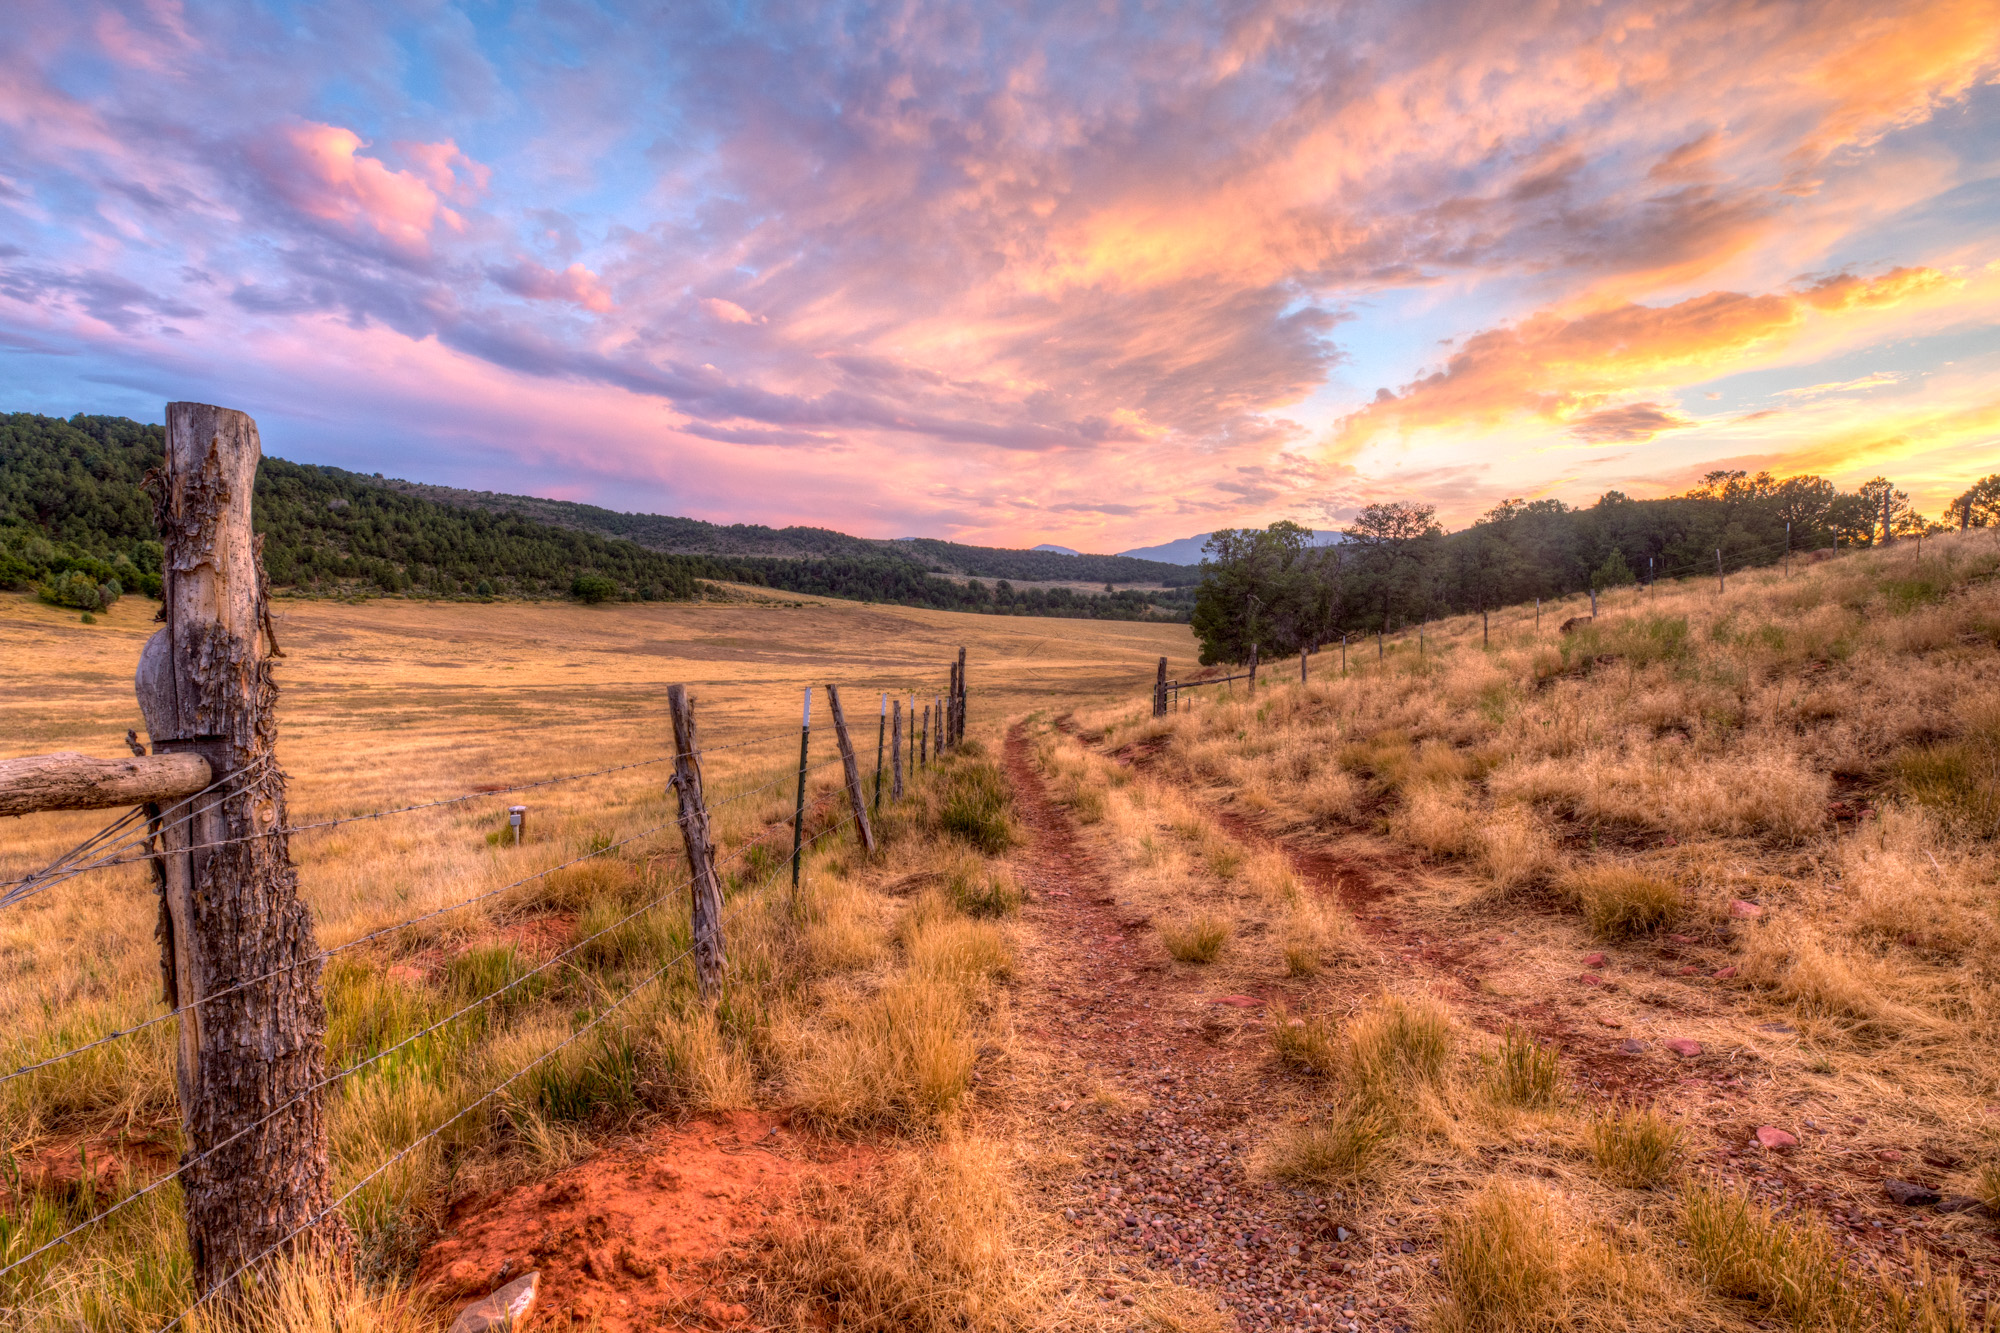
(1587, 1102, 1682, 1187)
(1893, 709, 2000, 838)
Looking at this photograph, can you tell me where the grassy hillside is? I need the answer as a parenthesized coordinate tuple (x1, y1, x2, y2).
(1044, 528, 2000, 1330)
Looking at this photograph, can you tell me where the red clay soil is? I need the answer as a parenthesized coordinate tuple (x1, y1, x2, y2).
(1005, 723, 1374, 1332)
(417, 1112, 871, 1332)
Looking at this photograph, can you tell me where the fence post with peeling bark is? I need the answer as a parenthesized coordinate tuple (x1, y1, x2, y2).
(667, 684, 726, 1001)
(134, 402, 348, 1292)
(891, 698, 904, 800)
(1153, 656, 1167, 717)
(824, 684, 877, 854)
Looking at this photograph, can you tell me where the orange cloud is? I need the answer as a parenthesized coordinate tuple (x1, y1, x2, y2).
(1337, 267, 1951, 450)
(260, 122, 483, 250)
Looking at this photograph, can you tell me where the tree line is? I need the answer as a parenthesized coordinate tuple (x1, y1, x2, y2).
(0, 413, 1188, 622)
(1190, 469, 2000, 664)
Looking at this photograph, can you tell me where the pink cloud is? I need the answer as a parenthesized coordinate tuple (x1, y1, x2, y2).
(255, 122, 482, 251)
(700, 297, 762, 325)
(490, 260, 614, 311)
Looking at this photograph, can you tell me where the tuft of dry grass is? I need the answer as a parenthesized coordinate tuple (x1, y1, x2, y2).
(1562, 865, 1681, 939)
(1159, 913, 1231, 963)
(1432, 1180, 1562, 1333)
(1268, 1004, 1340, 1075)
(1484, 1027, 1562, 1109)
(1586, 1103, 1681, 1188)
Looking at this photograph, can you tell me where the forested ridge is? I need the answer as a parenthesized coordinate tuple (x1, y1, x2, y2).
(1189, 470, 2000, 663)
(0, 413, 1188, 620)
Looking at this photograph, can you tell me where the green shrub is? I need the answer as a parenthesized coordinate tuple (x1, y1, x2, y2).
(38, 569, 119, 611)
(571, 572, 618, 604)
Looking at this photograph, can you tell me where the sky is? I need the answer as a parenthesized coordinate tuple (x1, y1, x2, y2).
(2, 1, 1997, 551)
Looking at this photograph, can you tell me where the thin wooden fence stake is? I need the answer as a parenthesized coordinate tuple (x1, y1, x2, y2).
(1300, 647, 1308, 683)
(872, 693, 886, 814)
(1248, 644, 1258, 697)
(935, 693, 943, 756)
(891, 699, 904, 800)
(134, 401, 348, 1290)
(1154, 656, 1167, 717)
(1716, 548, 1724, 595)
(947, 660, 959, 746)
(921, 703, 930, 768)
(1482, 609, 1489, 648)
(1341, 633, 1347, 676)
(791, 688, 810, 898)
(825, 685, 877, 854)
(667, 684, 725, 1002)
(955, 646, 968, 744)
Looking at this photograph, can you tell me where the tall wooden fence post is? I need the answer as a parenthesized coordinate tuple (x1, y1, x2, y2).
(1153, 657, 1167, 717)
(891, 699, 904, 800)
(1247, 643, 1259, 697)
(934, 693, 943, 757)
(1300, 647, 1308, 683)
(134, 402, 348, 1293)
(954, 646, 968, 745)
(667, 685, 725, 1002)
(1716, 548, 1724, 595)
(824, 685, 877, 854)
(790, 688, 810, 898)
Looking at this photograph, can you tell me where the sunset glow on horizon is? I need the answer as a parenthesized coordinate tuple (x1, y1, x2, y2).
(3, 1, 1997, 550)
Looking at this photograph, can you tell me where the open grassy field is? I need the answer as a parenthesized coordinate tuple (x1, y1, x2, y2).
(0, 589, 1198, 1330)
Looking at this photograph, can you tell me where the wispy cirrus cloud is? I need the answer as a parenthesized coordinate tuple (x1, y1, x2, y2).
(0, 0, 1994, 545)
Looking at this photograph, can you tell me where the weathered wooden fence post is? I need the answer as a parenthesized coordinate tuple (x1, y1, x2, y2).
(667, 685, 725, 1002)
(1717, 548, 1725, 595)
(1247, 644, 1258, 697)
(920, 703, 930, 768)
(790, 688, 810, 898)
(1299, 647, 1308, 683)
(954, 646, 968, 745)
(1153, 657, 1167, 717)
(935, 692, 944, 755)
(824, 685, 877, 854)
(891, 698, 904, 801)
(134, 402, 348, 1293)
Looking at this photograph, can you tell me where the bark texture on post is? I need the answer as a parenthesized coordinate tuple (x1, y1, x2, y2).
(1153, 657, 1167, 717)
(1247, 644, 1259, 697)
(934, 694, 943, 757)
(920, 704, 930, 767)
(946, 660, 959, 746)
(823, 685, 877, 854)
(1300, 648, 1308, 683)
(0, 751, 210, 818)
(135, 402, 347, 1294)
(891, 699, 904, 801)
(667, 684, 726, 1002)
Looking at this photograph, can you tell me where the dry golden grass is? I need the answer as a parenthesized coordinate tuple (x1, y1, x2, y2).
(1068, 529, 2000, 1333)
(0, 591, 1182, 1331)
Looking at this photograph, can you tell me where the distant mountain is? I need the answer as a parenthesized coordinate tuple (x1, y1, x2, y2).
(1032, 543, 1082, 556)
(1118, 529, 1346, 566)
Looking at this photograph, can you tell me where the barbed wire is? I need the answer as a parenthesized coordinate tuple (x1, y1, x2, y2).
(0, 752, 850, 1089)
(152, 803, 867, 1333)
(0, 791, 869, 1291)
(0, 726, 802, 901)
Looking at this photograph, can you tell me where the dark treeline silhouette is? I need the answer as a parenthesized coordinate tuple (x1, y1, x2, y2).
(0, 413, 1187, 621)
(1190, 470, 2000, 664)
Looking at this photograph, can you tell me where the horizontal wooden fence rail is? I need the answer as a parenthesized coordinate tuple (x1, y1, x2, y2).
(0, 751, 211, 818)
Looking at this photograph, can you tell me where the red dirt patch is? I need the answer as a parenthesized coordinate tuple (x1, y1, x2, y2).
(418, 1112, 873, 1332)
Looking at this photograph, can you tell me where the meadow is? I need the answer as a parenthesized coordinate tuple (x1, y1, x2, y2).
(0, 587, 1196, 1330)
(1050, 527, 2000, 1331)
